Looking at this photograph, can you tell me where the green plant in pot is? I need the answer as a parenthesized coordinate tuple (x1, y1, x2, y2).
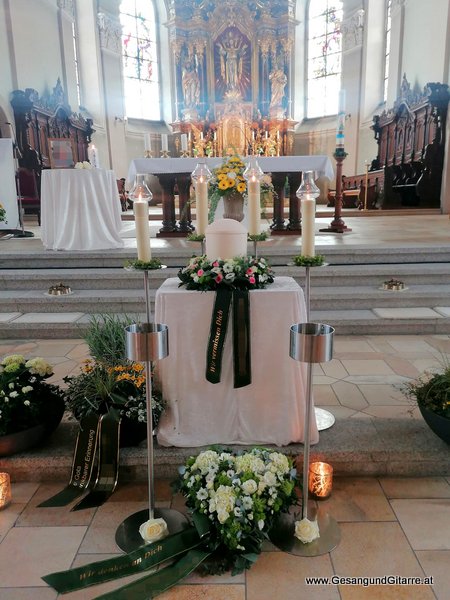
(402, 361, 450, 444)
(65, 314, 165, 446)
(0, 354, 65, 456)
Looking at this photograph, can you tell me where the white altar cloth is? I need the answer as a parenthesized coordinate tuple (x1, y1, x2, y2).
(155, 277, 319, 447)
(128, 155, 334, 183)
(41, 169, 123, 251)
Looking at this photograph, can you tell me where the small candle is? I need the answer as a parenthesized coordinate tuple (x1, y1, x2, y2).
(308, 462, 333, 500)
(195, 177, 208, 235)
(144, 134, 152, 151)
(301, 196, 316, 257)
(0, 472, 11, 510)
(248, 177, 261, 236)
(161, 134, 168, 152)
(133, 193, 152, 261)
(200, 132, 203, 140)
(181, 134, 188, 151)
(88, 144, 99, 168)
(213, 131, 217, 141)
(336, 89, 346, 151)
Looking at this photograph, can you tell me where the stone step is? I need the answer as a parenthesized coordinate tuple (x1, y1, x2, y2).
(1, 417, 448, 481)
(2, 263, 450, 290)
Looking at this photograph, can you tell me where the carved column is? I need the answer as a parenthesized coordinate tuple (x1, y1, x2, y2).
(270, 171, 287, 232)
(176, 174, 194, 232)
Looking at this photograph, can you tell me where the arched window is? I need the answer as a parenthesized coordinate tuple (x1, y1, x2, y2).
(120, 0, 160, 120)
(307, 0, 343, 118)
(383, 0, 392, 103)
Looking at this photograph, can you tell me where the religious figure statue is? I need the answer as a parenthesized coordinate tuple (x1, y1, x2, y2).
(217, 31, 247, 92)
(269, 65, 287, 108)
(182, 59, 200, 108)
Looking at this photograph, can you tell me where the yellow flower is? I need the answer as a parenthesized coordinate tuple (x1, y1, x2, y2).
(237, 182, 246, 193)
(217, 173, 227, 181)
(218, 180, 228, 190)
(227, 178, 236, 188)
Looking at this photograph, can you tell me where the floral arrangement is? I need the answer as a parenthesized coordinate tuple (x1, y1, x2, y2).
(178, 255, 274, 291)
(292, 254, 325, 267)
(124, 258, 163, 271)
(175, 447, 299, 574)
(0, 202, 6, 223)
(208, 155, 275, 222)
(402, 360, 450, 418)
(63, 360, 165, 427)
(0, 354, 64, 436)
(74, 161, 93, 170)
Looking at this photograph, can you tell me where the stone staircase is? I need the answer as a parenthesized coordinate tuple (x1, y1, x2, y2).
(1, 245, 450, 338)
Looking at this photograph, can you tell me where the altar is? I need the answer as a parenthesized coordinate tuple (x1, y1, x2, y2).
(155, 276, 319, 447)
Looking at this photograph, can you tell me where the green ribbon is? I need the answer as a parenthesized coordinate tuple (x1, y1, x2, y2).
(43, 517, 211, 595)
(37, 414, 100, 507)
(71, 411, 121, 511)
(232, 289, 251, 388)
(205, 288, 232, 384)
(94, 549, 211, 600)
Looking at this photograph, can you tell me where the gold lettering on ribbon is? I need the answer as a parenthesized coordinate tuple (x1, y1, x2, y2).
(209, 309, 223, 373)
(77, 545, 164, 582)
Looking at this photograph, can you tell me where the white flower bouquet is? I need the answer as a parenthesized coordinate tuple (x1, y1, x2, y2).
(175, 447, 299, 575)
(74, 161, 93, 170)
(0, 354, 64, 437)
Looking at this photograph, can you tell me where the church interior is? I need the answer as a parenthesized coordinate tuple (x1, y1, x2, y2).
(0, 1, 450, 598)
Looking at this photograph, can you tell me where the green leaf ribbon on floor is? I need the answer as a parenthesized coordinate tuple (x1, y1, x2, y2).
(42, 514, 213, 597)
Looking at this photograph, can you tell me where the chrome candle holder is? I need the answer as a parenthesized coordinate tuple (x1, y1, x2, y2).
(269, 322, 340, 557)
(115, 270, 187, 552)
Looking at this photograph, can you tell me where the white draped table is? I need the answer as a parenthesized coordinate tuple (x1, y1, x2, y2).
(155, 277, 319, 447)
(41, 168, 123, 251)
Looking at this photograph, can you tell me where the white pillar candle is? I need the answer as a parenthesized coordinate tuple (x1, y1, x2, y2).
(301, 197, 316, 257)
(88, 144, 99, 168)
(133, 194, 152, 261)
(181, 134, 188, 151)
(336, 89, 346, 151)
(144, 134, 152, 151)
(195, 177, 208, 236)
(247, 177, 261, 236)
(161, 134, 168, 152)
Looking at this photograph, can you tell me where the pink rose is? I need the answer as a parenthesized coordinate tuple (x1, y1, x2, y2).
(213, 261, 219, 267)
(246, 268, 253, 274)
(215, 274, 223, 283)
(249, 276, 256, 284)
(197, 269, 204, 276)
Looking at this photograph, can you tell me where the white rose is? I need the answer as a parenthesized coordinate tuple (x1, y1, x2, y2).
(241, 479, 258, 495)
(139, 518, 169, 543)
(74, 162, 83, 169)
(294, 518, 320, 544)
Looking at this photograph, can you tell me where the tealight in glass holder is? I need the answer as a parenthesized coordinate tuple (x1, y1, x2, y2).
(0, 472, 11, 509)
(308, 461, 333, 500)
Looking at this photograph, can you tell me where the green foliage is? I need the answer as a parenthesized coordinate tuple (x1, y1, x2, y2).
(124, 258, 163, 270)
(187, 233, 205, 242)
(292, 254, 325, 267)
(402, 361, 450, 418)
(83, 313, 137, 366)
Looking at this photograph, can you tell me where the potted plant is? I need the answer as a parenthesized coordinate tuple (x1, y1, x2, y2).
(0, 354, 65, 456)
(402, 361, 450, 444)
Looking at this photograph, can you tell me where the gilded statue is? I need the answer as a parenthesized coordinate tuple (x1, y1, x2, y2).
(217, 31, 247, 92)
(269, 65, 287, 108)
(182, 59, 200, 108)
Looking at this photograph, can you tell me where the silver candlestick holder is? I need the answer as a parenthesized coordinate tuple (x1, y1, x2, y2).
(269, 322, 340, 556)
(115, 270, 188, 552)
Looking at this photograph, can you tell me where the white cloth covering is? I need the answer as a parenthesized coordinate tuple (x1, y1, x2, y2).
(41, 168, 123, 251)
(155, 277, 319, 447)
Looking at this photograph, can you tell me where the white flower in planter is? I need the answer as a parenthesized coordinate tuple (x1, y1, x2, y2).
(294, 517, 320, 544)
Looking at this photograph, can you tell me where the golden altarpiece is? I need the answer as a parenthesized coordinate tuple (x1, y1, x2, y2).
(167, 0, 297, 157)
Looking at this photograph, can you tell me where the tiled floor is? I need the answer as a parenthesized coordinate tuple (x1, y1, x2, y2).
(0, 477, 449, 599)
(0, 335, 450, 598)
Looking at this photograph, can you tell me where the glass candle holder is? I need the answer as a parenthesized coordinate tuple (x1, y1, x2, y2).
(0, 472, 11, 509)
(308, 461, 333, 500)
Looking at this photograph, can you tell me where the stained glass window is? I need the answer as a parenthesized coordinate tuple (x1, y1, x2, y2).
(120, 0, 160, 120)
(383, 0, 392, 103)
(307, 0, 343, 118)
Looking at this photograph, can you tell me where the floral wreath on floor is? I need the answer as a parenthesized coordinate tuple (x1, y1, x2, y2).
(0, 202, 7, 223)
(174, 446, 299, 575)
(178, 255, 274, 291)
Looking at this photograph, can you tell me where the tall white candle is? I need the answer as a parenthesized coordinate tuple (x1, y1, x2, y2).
(181, 133, 188, 151)
(336, 89, 346, 151)
(134, 194, 152, 261)
(144, 134, 152, 151)
(196, 177, 208, 236)
(161, 134, 168, 152)
(248, 177, 261, 236)
(301, 197, 316, 257)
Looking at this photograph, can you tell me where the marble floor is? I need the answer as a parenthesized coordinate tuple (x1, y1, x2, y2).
(1, 336, 450, 599)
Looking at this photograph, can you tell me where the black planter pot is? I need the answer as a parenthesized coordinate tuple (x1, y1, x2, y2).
(419, 405, 450, 444)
